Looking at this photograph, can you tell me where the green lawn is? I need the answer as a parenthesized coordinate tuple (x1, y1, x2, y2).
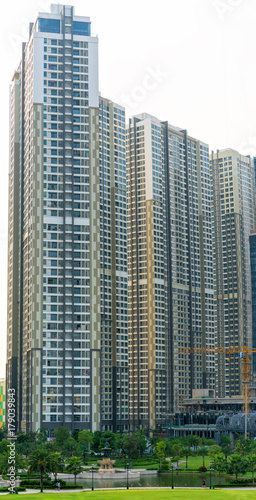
(178, 456, 211, 470)
(9, 491, 256, 500)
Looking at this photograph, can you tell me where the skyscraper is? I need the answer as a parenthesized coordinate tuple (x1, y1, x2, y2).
(211, 149, 256, 397)
(127, 113, 214, 430)
(250, 229, 256, 375)
(7, 5, 127, 433)
(99, 97, 129, 432)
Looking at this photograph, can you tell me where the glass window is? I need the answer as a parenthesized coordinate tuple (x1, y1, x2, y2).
(73, 21, 91, 36)
(38, 18, 60, 34)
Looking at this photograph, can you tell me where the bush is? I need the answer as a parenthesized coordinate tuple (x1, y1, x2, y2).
(0, 487, 26, 492)
(198, 466, 207, 472)
(21, 479, 67, 488)
(214, 484, 256, 489)
(161, 463, 169, 471)
(230, 478, 251, 484)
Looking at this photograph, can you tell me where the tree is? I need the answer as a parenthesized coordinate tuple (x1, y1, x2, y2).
(66, 456, 83, 485)
(187, 435, 200, 451)
(201, 437, 214, 446)
(78, 430, 93, 464)
(0, 452, 26, 475)
(36, 428, 48, 446)
(123, 435, 139, 467)
(16, 433, 36, 457)
(135, 430, 147, 458)
(227, 453, 247, 480)
(220, 435, 232, 460)
(63, 437, 79, 458)
(149, 435, 162, 454)
(0, 426, 7, 442)
(91, 430, 102, 454)
(48, 452, 64, 482)
(212, 453, 226, 484)
(208, 444, 221, 460)
(235, 437, 255, 456)
(182, 446, 192, 469)
(28, 448, 50, 492)
(156, 441, 166, 469)
(246, 454, 256, 484)
(53, 426, 70, 448)
(102, 431, 116, 452)
(172, 443, 182, 468)
(0, 440, 8, 455)
(115, 433, 125, 458)
(198, 446, 208, 467)
(0, 452, 9, 475)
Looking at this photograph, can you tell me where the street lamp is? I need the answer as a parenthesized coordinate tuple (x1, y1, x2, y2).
(91, 464, 96, 491)
(171, 463, 174, 489)
(126, 461, 129, 489)
(209, 462, 213, 490)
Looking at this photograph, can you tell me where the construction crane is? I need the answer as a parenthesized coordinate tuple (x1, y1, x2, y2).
(177, 345, 256, 414)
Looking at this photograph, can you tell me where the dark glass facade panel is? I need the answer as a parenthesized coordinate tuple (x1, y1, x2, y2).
(38, 19, 60, 33)
(73, 21, 91, 36)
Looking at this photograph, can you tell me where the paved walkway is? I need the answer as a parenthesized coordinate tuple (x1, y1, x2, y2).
(1, 486, 256, 494)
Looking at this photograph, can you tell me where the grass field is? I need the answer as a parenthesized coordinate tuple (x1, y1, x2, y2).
(9, 491, 256, 500)
(178, 456, 211, 469)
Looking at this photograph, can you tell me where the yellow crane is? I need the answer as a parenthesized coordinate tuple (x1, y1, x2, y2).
(177, 345, 256, 413)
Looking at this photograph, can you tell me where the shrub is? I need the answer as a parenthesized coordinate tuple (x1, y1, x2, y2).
(161, 463, 169, 471)
(198, 466, 207, 472)
(0, 487, 26, 492)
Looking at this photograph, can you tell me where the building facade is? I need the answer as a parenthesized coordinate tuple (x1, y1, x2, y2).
(250, 230, 256, 375)
(127, 114, 214, 430)
(7, 5, 127, 433)
(99, 97, 129, 432)
(211, 149, 256, 397)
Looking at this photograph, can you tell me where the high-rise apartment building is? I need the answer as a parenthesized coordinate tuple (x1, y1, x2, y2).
(250, 229, 256, 375)
(127, 114, 214, 430)
(7, 5, 127, 433)
(211, 149, 256, 397)
(99, 97, 129, 432)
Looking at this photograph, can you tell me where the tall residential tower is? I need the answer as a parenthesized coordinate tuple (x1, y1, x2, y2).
(7, 5, 127, 433)
(127, 114, 214, 430)
(211, 149, 256, 397)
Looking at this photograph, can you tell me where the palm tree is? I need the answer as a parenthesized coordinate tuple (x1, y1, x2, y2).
(0, 452, 9, 475)
(65, 456, 83, 485)
(172, 443, 182, 468)
(182, 446, 192, 469)
(48, 452, 64, 482)
(156, 441, 166, 469)
(212, 453, 226, 484)
(187, 435, 201, 452)
(63, 437, 79, 458)
(227, 454, 247, 480)
(198, 446, 208, 467)
(28, 449, 50, 492)
(247, 454, 256, 484)
(78, 430, 92, 464)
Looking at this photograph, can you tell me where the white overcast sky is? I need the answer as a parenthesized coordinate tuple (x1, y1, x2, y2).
(0, 0, 255, 378)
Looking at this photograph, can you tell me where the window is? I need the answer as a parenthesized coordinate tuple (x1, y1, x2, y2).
(38, 18, 60, 34)
(73, 22, 91, 36)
